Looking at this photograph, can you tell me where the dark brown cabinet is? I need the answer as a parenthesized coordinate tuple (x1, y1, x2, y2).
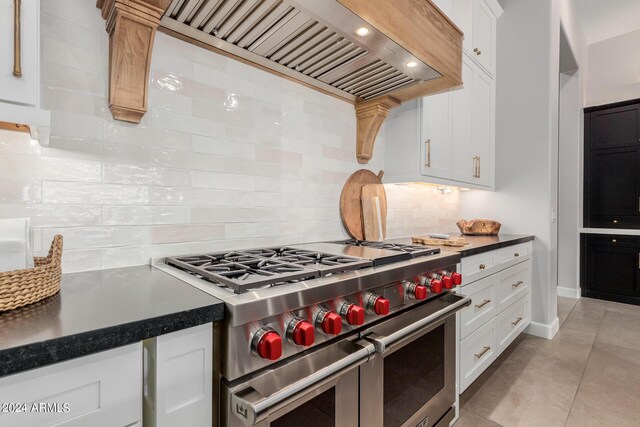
(581, 234, 640, 305)
(584, 99, 640, 229)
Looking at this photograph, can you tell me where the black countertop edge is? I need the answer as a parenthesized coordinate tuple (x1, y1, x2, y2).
(0, 303, 223, 378)
(453, 235, 535, 257)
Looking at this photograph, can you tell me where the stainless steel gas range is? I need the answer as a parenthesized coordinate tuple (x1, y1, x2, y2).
(154, 240, 470, 427)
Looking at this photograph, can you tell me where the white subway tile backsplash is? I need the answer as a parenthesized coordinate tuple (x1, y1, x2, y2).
(0, 204, 101, 227)
(102, 206, 190, 226)
(0, 0, 459, 273)
(191, 171, 254, 190)
(42, 182, 150, 205)
(0, 154, 101, 182)
(41, 226, 150, 250)
(103, 163, 191, 187)
(0, 180, 42, 203)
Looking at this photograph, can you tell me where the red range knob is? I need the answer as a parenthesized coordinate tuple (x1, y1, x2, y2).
(256, 331, 282, 360)
(319, 311, 343, 335)
(414, 284, 428, 300)
(431, 278, 442, 293)
(374, 297, 390, 315)
(451, 272, 462, 286)
(345, 304, 365, 326)
(442, 276, 453, 289)
(291, 320, 315, 347)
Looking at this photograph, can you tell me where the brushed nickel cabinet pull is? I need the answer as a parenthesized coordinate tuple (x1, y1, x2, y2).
(475, 299, 491, 309)
(514, 252, 520, 257)
(13, 0, 22, 77)
(478, 156, 481, 178)
(425, 139, 431, 168)
(511, 317, 524, 326)
(512, 280, 523, 288)
(479, 263, 486, 270)
(475, 346, 491, 359)
(477, 50, 482, 56)
(474, 47, 479, 53)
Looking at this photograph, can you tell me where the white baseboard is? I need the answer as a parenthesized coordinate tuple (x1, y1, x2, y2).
(557, 286, 581, 299)
(526, 317, 560, 339)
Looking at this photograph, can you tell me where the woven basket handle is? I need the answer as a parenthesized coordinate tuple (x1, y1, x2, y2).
(38, 235, 63, 267)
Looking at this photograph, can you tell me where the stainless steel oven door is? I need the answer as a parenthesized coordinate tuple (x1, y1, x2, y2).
(223, 338, 375, 427)
(360, 293, 470, 427)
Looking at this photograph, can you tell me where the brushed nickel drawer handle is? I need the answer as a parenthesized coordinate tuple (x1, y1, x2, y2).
(479, 264, 486, 270)
(511, 316, 524, 326)
(425, 139, 431, 168)
(474, 346, 491, 359)
(514, 252, 520, 257)
(475, 299, 491, 309)
(512, 281, 524, 288)
(13, 0, 22, 77)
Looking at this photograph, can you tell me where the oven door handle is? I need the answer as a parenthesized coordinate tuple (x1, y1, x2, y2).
(364, 295, 471, 354)
(230, 340, 375, 426)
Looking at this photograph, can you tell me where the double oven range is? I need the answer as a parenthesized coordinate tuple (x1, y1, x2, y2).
(155, 240, 470, 427)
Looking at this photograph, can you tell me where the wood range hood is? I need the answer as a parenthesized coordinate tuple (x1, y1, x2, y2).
(97, 0, 463, 163)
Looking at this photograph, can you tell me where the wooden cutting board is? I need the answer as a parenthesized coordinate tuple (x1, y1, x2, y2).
(340, 170, 386, 240)
(361, 183, 387, 241)
(411, 236, 469, 247)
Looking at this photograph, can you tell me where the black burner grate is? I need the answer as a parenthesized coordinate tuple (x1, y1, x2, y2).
(166, 247, 371, 293)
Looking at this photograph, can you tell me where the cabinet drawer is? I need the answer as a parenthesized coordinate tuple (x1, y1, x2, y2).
(496, 261, 530, 313)
(461, 251, 495, 283)
(0, 344, 142, 427)
(459, 275, 497, 339)
(494, 243, 530, 265)
(496, 294, 529, 353)
(497, 260, 531, 313)
(460, 318, 496, 393)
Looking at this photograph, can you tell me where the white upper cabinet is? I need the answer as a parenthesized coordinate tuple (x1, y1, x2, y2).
(421, 91, 452, 180)
(453, 0, 499, 76)
(383, 0, 501, 190)
(0, 0, 38, 106)
(0, 0, 49, 142)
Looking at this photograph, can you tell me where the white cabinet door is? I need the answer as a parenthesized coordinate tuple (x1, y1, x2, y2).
(472, 0, 494, 74)
(0, 0, 39, 106)
(0, 344, 142, 427)
(144, 323, 212, 427)
(450, 56, 474, 184)
(472, 67, 493, 187)
(420, 92, 452, 179)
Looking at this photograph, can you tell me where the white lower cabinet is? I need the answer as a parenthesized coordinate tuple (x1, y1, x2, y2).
(460, 317, 497, 392)
(496, 294, 530, 353)
(458, 242, 533, 393)
(143, 323, 212, 427)
(0, 323, 213, 427)
(0, 343, 142, 427)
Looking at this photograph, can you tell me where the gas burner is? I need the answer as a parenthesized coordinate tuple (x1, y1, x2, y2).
(166, 247, 371, 293)
(339, 239, 441, 257)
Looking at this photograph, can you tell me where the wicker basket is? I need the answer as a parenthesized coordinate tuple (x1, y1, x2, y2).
(0, 235, 63, 312)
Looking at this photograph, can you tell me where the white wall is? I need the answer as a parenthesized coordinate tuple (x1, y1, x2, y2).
(585, 29, 640, 107)
(461, 0, 586, 338)
(0, 0, 459, 272)
(557, 71, 582, 298)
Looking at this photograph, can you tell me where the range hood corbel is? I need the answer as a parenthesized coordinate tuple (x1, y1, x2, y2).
(355, 95, 400, 164)
(96, 0, 172, 123)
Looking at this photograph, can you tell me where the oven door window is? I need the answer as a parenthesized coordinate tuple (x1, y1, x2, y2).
(384, 324, 445, 427)
(272, 388, 335, 427)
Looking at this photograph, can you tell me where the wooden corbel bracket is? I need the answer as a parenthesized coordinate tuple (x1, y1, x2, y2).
(355, 96, 401, 164)
(96, 0, 171, 123)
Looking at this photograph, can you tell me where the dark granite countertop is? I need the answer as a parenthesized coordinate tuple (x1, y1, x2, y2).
(390, 234, 535, 257)
(0, 265, 223, 377)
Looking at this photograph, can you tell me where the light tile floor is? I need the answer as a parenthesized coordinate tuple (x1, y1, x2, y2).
(456, 296, 640, 427)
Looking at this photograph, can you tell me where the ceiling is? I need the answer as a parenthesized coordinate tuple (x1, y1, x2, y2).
(574, 0, 640, 45)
